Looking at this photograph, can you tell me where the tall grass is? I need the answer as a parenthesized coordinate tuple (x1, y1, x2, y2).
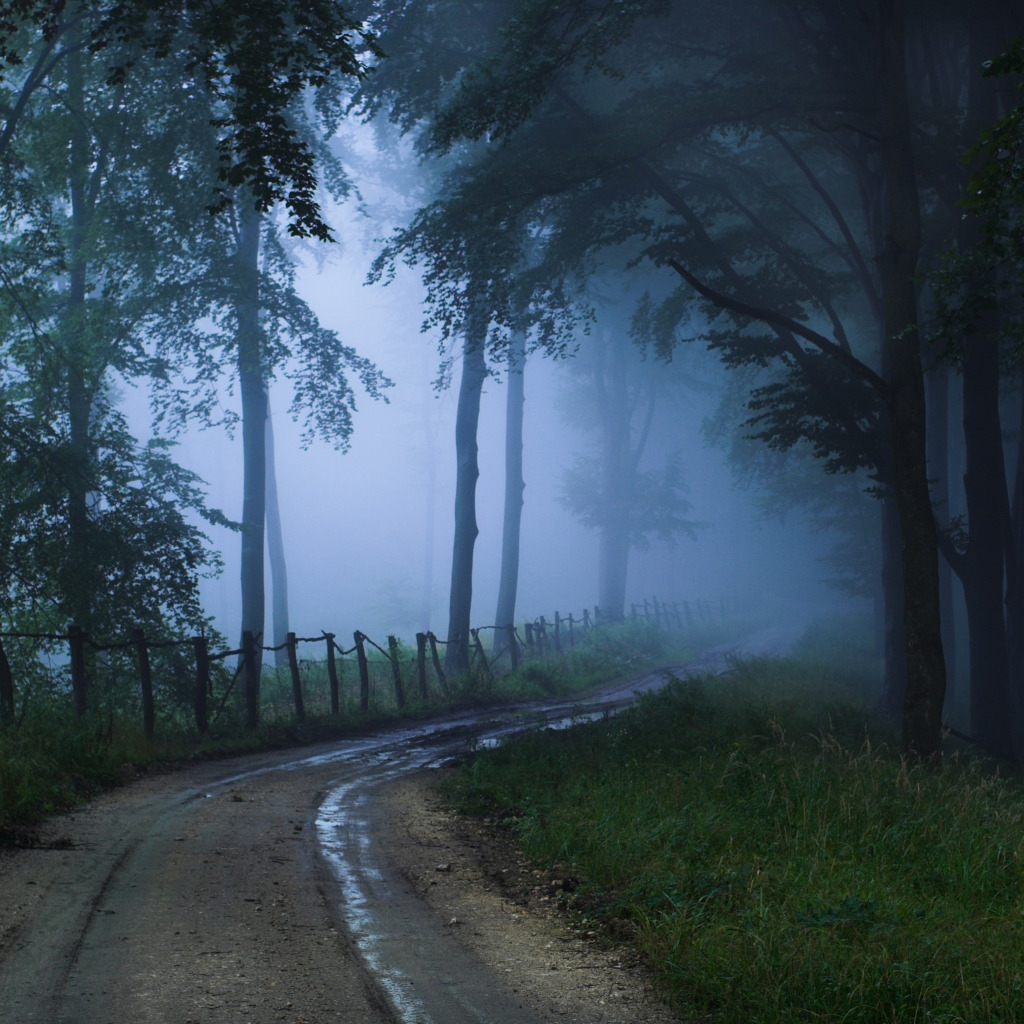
(445, 654, 1024, 1023)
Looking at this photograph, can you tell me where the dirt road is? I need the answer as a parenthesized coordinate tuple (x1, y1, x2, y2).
(0, 629, 796, 1024)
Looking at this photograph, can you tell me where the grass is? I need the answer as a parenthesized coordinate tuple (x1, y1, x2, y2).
(443, 632, 1024, 1024)
(0, 615, 741, 834)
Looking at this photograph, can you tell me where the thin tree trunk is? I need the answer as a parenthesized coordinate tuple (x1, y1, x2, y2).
(926, 365, 956, 715)
(445, 310, 488, 675)
(237, 202, 266, 700)
(64, 35, 93, 635)
(494, 333, 526, 663)
(265, 391, 290, 668)
(595, 330, 631, 622)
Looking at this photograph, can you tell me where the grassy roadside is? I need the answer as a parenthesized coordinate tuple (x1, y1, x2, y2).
(444, 628, 1024, 1024)
(0, 617, 736, 835)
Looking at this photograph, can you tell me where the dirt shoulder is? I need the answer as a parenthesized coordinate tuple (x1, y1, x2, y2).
(375, 767, 682, 1024)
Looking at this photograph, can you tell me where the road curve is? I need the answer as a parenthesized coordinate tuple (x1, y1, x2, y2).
(0, 626, 797, 1024)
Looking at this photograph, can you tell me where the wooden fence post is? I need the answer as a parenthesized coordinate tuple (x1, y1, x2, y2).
(554, 612, 563, 654)
(193, 636, 209, 734)
(567, 613, 575, 649)
(416, 633, 428, 698)
(286, 632, 305, 722)
(69, 625, 87, 717)
(470, 629, 491, 683)
(427, 632, 446, 693)
(354, 631, 370, 712)
(583, 608, 592, 631)
(242, 630, 259, 730)
(507, 625, 520, 670)
(133, 629, 155, 739)
(537, 617, 548, 657)
(0, 638, 14, 723)
(325, 634, 340, 715)
(524, 621, 534, 652)
(387, 635, 406, 708)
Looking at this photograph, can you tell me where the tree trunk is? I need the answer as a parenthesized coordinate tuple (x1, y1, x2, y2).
(445, 310, 488, 675)
(494, 333, 526, 663)
(876, 0, 945, 757)
(595, 330, 631, 622)
(926, 365, 956, 716)
(237, 202, 266, 696)
(64, 36, 93, 635)
(264, 391, 290, 668)
(878, 490, 906, 721)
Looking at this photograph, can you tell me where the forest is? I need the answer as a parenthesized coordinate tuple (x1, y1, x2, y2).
(0, 0, 1022, 764)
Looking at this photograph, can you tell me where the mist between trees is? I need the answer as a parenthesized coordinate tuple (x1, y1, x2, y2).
(1, 0, 1022, 761)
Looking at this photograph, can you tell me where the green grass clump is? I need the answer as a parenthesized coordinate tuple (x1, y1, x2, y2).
(445, 655, 1024, 1024)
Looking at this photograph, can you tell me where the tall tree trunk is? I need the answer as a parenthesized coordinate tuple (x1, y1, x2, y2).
(64, 36, 93, 636)
(927, 365, 956, 715)
(878, 490, 906, 721)
(595, 330, 631, 622)
(445, 310, 488, 675)
(265, 391, 290, 668)
(494, 333, 526, 663)
(237, 203, 266, 690)
(876, 0, 946, 757)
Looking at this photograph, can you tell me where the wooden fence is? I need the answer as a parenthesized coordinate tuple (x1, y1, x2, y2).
(0, 595, 735, 736)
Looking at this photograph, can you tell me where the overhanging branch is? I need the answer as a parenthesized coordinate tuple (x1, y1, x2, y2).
(667, 258, 891, 401)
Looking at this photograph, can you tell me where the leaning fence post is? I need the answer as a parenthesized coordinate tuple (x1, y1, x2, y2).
(507, 625, 520, 671)
(387, 635, 406, 708)
(354, 631, 370, 712)
(0, 638, 14, 723)
(325, 634, 340, 715)
(582, 608, 591, 631)
(427, 632, 446, 694)
(133, 628, 155, 739)
(415, 633, 428, 698)
(69, 625, 87, 717)
(193, 636, 210, 734)
(524, 621, 534, 653)
(470, 629, 491, 684)
(242, 630, 259, 730)
(286, 632, 305, 722)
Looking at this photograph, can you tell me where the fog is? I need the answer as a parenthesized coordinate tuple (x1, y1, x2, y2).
(157, 195, 847, 646)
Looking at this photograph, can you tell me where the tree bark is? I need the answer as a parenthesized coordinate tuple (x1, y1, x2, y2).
(445, 309, 488, 675)
(876, 0, 945, 757)
(494, 333, 526, 664)
(264, 391, 290, 668)
(236, 202, 266, 698)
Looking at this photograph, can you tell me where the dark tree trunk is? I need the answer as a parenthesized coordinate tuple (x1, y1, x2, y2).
(64, 38, 93, 635)
(878, 490, 906, 721)
(876, 0, 945, 757)
(494, 333, 526, 663)
(264, 391, 290, 668)
(445, 311, 488, 675)
(927, 366, 956, 715)
(236, 203, 266, 694)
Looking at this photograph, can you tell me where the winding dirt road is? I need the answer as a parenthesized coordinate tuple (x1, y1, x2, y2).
(0, 629, 796, 1024)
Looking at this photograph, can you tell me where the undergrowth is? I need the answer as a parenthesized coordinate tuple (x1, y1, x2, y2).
(444, 645, 1024, 1024)
(0, 616, 735, 833)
